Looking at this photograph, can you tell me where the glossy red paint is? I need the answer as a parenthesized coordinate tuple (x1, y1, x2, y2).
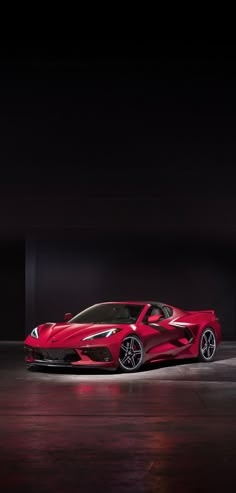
(24, 301, 222, 372)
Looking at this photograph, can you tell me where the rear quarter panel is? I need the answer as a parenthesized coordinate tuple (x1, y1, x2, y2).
(182, 312, 222, 356)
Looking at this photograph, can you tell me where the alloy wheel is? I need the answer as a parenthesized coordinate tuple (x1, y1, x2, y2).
(119, 336, 143, 372)
(200, 329, 216, 361)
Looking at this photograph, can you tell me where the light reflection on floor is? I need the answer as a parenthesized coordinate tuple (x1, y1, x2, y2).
(0, 342, 236, 492)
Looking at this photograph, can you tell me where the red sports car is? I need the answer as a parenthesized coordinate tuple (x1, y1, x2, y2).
(24, 301, 222, 372)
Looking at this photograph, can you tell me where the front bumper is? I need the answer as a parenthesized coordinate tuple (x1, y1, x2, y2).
(24, 345, 116, 368)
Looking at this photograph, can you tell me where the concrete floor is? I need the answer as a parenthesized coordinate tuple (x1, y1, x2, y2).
(1, 343, 236, 493)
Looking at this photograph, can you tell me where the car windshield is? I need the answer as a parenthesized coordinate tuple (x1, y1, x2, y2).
(69, 303, 145, 324)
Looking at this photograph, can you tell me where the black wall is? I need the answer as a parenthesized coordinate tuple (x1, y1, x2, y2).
(2, 42, 236, 341)
(25, 231, 236, 340)
(0, 242, 25, 340)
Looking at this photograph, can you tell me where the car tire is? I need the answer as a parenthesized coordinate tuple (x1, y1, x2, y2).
(198, 327, 217, 362)
(118, 335, 144, 373)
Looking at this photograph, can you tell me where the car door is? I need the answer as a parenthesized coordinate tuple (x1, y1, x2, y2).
(141, 305, 188, 359)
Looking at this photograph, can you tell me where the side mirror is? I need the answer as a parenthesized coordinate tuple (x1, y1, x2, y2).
(147, 314, 162, 323)
(64, 312, 73, 322)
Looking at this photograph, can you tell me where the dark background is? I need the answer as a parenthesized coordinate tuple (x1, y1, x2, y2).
(1, 40, 236, 340)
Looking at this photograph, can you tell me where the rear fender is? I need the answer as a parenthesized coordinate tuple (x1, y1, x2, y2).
(195, 319, 222, 347)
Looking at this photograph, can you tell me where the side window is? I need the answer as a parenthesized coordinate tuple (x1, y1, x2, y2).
(143, 306, 165, 323)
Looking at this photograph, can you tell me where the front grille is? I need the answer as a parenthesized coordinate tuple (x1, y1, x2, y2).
(25, 347, 80, 364)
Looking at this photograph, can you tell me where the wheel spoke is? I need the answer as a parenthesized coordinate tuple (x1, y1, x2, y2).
(131, 355, 136, 367)
(121, 355, 130, 365)
(129, 339, 134, 350)
(202, 343, 208, 353)
(121, 344, 127, 352)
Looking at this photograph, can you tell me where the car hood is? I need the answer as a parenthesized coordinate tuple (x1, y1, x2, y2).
(29, 322, 130, 346)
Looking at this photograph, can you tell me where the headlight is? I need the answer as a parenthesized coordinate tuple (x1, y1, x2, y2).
(82, 328, 121, 341)
(30, 327, 39, 339)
